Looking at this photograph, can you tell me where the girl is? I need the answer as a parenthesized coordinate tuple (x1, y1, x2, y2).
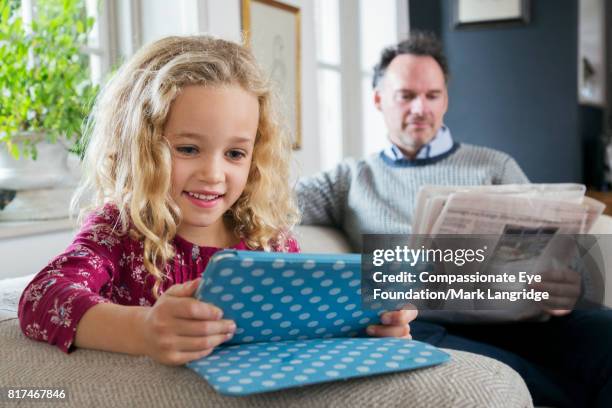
(18, 35, 415, 366)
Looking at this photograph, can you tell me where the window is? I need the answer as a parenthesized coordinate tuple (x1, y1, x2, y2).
(359, 0, 398, 155)
(20, 0, 114, 85)
(314, 0, 343, 170)
(85, 0, 112, 84)
(314, 0, 406, 168)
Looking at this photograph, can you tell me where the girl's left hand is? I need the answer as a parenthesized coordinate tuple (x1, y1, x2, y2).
(366, 308, 418, 339)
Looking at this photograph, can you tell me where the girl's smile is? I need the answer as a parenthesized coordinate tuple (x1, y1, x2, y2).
(183, 190, 225, 208)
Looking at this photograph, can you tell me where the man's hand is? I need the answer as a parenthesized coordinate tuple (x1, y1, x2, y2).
(529, 267, 581, 317)
(367, 306, 418, 339)
(140, 279, 236, 365)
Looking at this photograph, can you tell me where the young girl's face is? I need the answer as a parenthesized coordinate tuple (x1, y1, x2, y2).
(164, 85, 259, 245)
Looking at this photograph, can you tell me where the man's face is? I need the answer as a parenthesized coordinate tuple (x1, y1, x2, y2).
(374, 54, 448, 158)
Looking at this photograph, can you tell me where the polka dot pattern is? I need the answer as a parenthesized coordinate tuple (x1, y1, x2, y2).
(190, 251, 450, 396)
(187, 337, 450, 396)
(196, 251, 380, 344)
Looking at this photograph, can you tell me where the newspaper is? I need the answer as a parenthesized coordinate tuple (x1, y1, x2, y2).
(411, 184, 606, 323)
(412, 183, 602, 235)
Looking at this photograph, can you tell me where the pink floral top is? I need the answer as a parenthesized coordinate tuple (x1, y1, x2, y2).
(18, 205, 299, 353)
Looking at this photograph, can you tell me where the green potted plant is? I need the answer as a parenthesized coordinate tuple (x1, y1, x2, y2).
(0, 0, 99, 220)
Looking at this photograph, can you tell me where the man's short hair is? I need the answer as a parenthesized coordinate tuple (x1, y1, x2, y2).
(372, 31, 449, 89)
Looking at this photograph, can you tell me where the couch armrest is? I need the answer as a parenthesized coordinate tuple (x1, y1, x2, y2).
(0, 318, 532, 407)
(589, 215, 612, 307)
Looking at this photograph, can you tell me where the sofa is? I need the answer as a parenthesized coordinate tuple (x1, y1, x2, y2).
(13, 219, 608, 407)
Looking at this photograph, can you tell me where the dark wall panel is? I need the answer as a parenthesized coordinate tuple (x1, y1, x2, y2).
(409, 0, 601, 183)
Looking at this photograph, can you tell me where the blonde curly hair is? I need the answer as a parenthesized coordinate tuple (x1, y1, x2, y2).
(72, 35, 300, 297)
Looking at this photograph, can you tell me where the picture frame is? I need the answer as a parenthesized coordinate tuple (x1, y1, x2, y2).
(241, 0, 302, 150)
(453, 0, 530, 29)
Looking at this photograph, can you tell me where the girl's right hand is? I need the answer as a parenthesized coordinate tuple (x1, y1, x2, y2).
(140, 278, 236, 365)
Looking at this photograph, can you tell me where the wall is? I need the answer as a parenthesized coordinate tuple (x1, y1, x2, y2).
(409, 0, 604, 183)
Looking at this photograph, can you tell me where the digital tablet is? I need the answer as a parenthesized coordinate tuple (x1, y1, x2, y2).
(194, 250, 381, 344)
(188, 250, 450, 396)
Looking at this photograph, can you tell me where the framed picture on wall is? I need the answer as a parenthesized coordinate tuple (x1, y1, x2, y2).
(453, 0, 530, 29)
(241, 0, 302, 150)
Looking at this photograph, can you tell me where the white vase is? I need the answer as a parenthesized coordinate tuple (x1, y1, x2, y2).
(0, 140, 73, 190)
(0, 135, 77, 221)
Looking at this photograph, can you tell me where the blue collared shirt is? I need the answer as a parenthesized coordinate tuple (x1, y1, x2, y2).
(383, 125, 455, 162)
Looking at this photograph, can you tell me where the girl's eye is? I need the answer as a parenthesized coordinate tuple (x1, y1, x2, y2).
(226, 149, 247, 160)
(175, 145, 199, 155)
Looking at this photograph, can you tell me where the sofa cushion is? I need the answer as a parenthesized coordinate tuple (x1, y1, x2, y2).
(0, 274, 32, 322)
(0, 318, 532, 407)
(294, 225, 352, 253)
(590, 214, 612, 234)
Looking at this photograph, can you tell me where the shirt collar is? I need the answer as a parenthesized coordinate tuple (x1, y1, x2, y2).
(383, 125, 454, 162)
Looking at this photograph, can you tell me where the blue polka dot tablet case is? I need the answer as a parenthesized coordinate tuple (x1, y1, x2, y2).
(187, 250, 450, 396)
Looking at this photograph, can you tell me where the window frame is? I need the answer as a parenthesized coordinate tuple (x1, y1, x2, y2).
(314, 0, 408, 167)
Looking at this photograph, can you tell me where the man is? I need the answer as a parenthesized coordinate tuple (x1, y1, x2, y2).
(298, 32, 527, 251)
(296, 32, 612, 408)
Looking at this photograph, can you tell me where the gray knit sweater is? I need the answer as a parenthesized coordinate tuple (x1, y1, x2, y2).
(296, 143, 529, 251)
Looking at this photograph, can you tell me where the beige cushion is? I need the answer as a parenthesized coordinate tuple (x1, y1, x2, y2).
(294, 225, 352, 253)
(0, 318, 531, 407)
(589, 214, 612, 234)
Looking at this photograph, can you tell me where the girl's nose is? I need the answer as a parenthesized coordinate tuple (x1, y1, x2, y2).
(198, 156, 224, 184)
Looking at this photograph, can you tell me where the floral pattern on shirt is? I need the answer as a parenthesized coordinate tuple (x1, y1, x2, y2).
(24, 323, 48, 341)
(49, 296, 75, 328)
(18, 204, 300, 353)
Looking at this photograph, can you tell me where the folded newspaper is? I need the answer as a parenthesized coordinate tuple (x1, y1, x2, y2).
(411, 183, 606, 323)
(413, 183, 604, 235)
